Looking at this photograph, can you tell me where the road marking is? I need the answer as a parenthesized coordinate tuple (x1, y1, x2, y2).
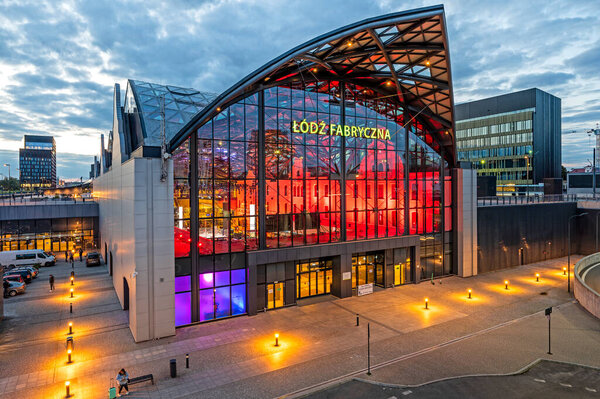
(402, 390, 413, 395)
(534, 379, 546, 383)
(559, 383, 572, 388)
(279, 307, 558, 398)
(585, 387, 597, 392)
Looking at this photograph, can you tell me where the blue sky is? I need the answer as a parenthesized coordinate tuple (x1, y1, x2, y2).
(0, 0, 598, 179)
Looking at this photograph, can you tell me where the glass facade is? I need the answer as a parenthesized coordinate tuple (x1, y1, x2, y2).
(19, 135, 57, 188)
(173, 80, 453, 326)
(456, 109, 534, 185)
(0, 217, 98, 253)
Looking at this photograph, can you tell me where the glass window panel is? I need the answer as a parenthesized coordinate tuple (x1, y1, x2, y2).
(199, 272, 214, 289)
(231, 268, 246, 284)
(175, 275, 191, 293)
(175, 292, 191, 326)
(215, 287, 230, 318)
(215, 270, 230, 286)
(231, 284, 246, 315)
(199, 289, 214, 321)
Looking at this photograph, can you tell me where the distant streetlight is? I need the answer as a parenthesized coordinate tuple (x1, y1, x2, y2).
(3, 163, 10, 180)
(568, 213, 588, 293)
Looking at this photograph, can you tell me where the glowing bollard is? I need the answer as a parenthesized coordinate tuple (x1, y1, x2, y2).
(468, 289, 472, 299)
(65, 381, 71, 398)
(68, 321, 73, 335)
(424, 298, 429, 309)
(536, 273, 540, 282)
(70, 276, 74, 286)
(563, 267, 567, 276)
(274, 333, 280, 347)
(70, 288, 74, 298)
(505, 280, 509, 290)
(67, 349, 72, 363)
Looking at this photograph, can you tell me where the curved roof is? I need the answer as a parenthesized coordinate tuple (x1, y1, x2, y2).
(171, 5, 456, 164)
(125, 80, 217, 147)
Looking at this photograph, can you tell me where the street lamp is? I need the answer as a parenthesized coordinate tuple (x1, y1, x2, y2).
(3, 163, 10, 180)
(568, 213, 588, 293)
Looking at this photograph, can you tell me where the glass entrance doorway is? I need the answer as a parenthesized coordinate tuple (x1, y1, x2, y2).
(296, 258, 333, 299)
(267, 282, 285, 309)
(352, 252, 384, 290)
(393, 247, 412, 285)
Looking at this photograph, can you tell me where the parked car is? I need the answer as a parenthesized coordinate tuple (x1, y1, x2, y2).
(3, 269, 32, 283)
(14, 266, 38, 278)
(4, 280, 26, 296)
(3, 274, 24, 284)
(86, 252, 102, 267)
(0, 249, 56, 268)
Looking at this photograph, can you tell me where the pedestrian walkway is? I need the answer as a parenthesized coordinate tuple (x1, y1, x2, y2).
(1, 256, 598, 399)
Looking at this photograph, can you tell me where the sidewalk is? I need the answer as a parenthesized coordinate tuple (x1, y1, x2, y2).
(0, 256, 598, 399)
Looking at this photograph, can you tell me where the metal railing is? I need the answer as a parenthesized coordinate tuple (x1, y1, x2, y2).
(0, 194, 94, 206)
(477, 194, 579, 206)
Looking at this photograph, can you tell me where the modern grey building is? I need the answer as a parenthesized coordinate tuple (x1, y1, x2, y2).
(19, 135, 57, 188)
(455, 88, 561, 192)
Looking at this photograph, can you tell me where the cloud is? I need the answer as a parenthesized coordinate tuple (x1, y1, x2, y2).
(0, 0, 599, 177)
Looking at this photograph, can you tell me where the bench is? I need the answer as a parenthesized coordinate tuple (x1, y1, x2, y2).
(128, 374, 154, 386)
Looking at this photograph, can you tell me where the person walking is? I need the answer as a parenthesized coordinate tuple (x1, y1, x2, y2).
(49, 274, 55, 292)
(65, 250, 69, 262)
(78, 248, 83, 262)
(3, 279, 10, 298)
(69, 252, 74, 268)
(116, 368, 130, 396)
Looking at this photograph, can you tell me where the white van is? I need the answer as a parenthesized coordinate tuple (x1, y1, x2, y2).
(0, 249, 56, 268)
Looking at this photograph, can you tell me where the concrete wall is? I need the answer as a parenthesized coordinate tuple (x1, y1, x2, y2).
(574, 253, 600, 320)
(454, 168, 478, 277)
(573, 205, 600, 255)
(94, 156, 175, 342)
(477, 202, 577, 272)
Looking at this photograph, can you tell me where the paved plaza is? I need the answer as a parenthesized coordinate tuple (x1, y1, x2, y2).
(1, 256, 599, 398)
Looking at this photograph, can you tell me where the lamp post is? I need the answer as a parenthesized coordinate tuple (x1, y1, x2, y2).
(568, 213, 588, 293)
(3, 163, 10, 180)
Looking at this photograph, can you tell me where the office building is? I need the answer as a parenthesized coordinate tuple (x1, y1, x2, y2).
(455, 89, 561, 193)
(19, 135, 57, 188)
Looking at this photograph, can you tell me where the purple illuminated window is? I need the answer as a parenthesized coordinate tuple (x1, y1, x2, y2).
(215, 271, 230, 287)
(231, 284, 246, 315)
(175, 292, 191, 326)
(199, 273, 213, 289)
(199, 289, 214, 321)
(175, 275, 191, 293)
(231, 268, 246, 284)
(215, 287, 230, 318)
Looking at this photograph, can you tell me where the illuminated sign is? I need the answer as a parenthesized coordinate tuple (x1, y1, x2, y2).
(292, 120, 391, 141)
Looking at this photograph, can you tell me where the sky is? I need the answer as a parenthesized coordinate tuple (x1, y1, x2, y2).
(0, 0, 598, 179)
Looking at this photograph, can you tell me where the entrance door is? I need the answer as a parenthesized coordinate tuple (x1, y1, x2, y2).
(267, 282, 285, 309)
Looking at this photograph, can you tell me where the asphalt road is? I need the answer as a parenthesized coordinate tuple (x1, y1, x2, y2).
(305, 360, 600, 399)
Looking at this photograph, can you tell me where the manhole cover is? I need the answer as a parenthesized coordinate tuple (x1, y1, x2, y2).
(540, 292, 548, 295)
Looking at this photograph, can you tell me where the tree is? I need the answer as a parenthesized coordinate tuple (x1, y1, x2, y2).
(0, 177, 20, 192)
(561, 165, 567, 181)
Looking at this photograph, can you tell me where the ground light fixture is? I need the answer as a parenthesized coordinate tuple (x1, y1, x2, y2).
(505, 280, 509, 290)
(67, 349, 72, 363)
(563, 267, 567, 276)
(70, 276, 74, 286)
(274, 333, 280, 347)
(70, 288, 74, 298)
(65, 381, 71, 398)
(68, 321, 73, 334)
(424, 298, 429, 309)
(536, 273, 540, 282)
(468, 289, 472, 299)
